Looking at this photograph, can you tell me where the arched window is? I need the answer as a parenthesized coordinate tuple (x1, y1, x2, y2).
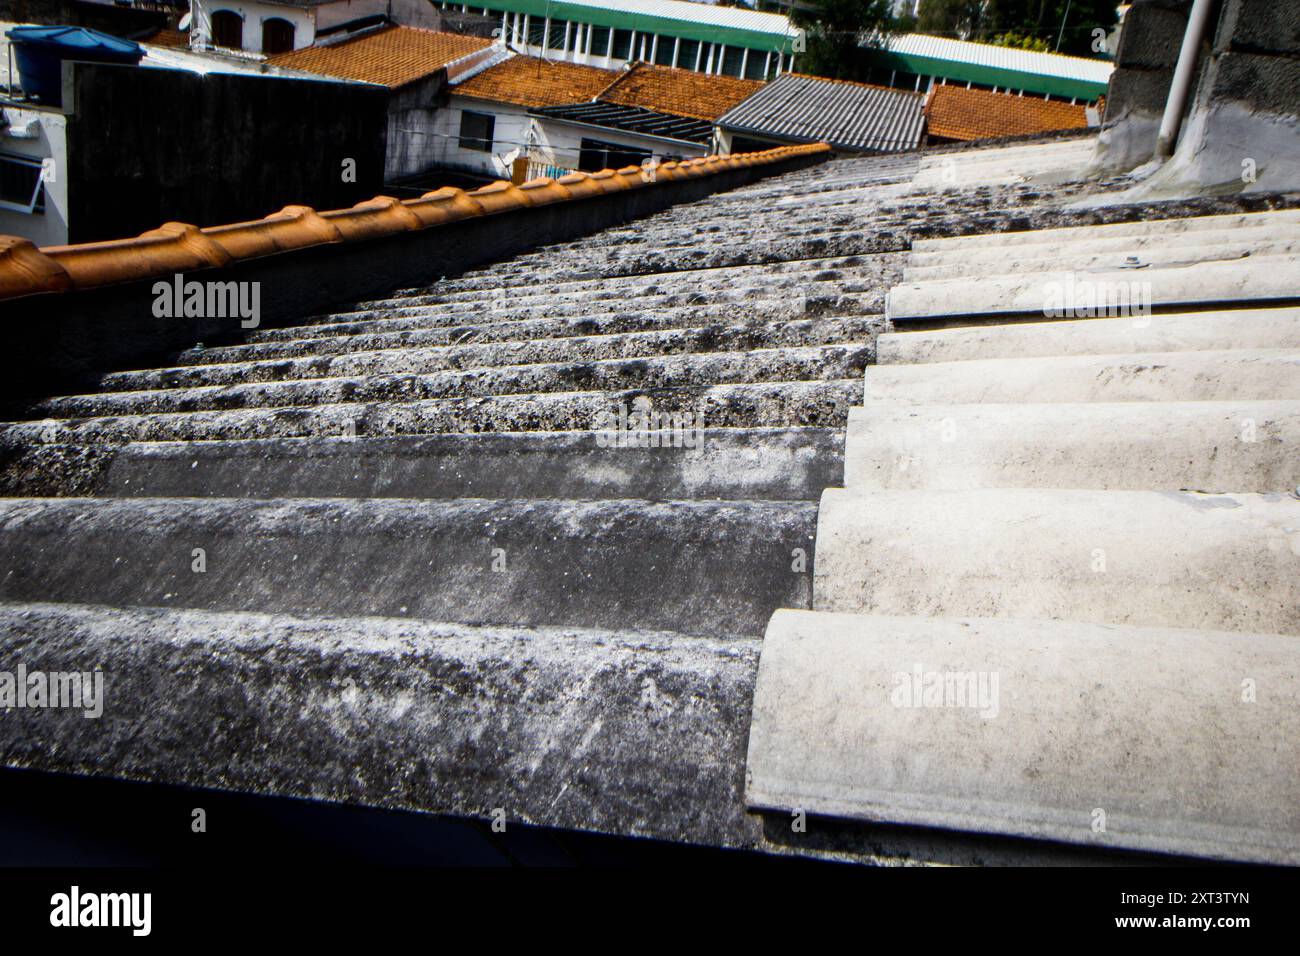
(210, 10, 243, 50)
(261, 18, 295, 55)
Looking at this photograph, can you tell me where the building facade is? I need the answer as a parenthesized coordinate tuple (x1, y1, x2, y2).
(432, 0, 798, 79)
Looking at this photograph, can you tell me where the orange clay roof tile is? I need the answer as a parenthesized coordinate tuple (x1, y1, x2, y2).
(454, 55, 619, 108)
(267, 26, 492, 89)
(925, 83, 1089, 142)
(142, 27, 190, 50)
(598, 62, 764, 122)
(0, 144, 830, 300)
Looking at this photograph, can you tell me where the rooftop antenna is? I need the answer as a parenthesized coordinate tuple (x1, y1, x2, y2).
(1054, 0, 1073, 52)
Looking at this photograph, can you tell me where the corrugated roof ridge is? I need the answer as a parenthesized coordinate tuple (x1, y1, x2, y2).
(783, 71, 917, 95)
(899, 32, 1110, 67)
(591, 61, 639, 102)
(596, 60, 764, 121)
(452, 53, 620, 108)
(0, 145, 830, 300)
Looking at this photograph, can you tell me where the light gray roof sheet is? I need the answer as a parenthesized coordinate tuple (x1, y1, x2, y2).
(718, 73, 925, 153)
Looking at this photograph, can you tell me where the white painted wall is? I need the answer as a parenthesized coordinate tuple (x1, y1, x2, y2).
(316, 0, 404, 32)
(0, 106, 69, 247)
(424, 95, 707, 181)
(534, 117, 707, 169)
(428, 95, 535, 179)
(190, 0, 317, 53)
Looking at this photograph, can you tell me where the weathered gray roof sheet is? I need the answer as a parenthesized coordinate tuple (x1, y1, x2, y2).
(718, 73, 926, 153)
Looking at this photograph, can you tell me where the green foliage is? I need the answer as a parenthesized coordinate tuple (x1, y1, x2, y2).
(912, 0, 1118, 57)
(790, 0, 903, 81)
(990, 31, 1051, 52)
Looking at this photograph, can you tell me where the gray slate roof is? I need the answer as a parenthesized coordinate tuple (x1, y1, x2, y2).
(718, 73, 926, 153)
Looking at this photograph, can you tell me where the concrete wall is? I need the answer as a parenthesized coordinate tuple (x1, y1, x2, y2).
(1092, 0, 1191, 174)
(1095, 0, 1300, 193)
(63, 61, 388, 242)
(385, 73, 452, 181)
(0, 149, 826, 404)
(1146, 0, 1300, 193)
(428, 95, 533, 179)
(0, 104, 68, 246)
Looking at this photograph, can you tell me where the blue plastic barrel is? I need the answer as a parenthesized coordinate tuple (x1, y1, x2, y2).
(6, 25, 143, 106)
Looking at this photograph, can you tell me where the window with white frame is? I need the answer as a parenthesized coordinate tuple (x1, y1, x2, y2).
(0, 153, 45, 214)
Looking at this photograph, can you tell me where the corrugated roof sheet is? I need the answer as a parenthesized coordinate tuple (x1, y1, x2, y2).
(718, 73, 925, 153)
(883, 33, 1113, 84)
(490, 0, 795, 37)
(454, 54, 618, 108)
(535, 101, 712, 143)
(599, 62, 763, 122)
(267, 26, 493, 88)
(925, 83, 1090, 141)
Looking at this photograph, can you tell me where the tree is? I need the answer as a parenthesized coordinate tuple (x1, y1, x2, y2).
(913, 0, 1118, 57)
(917, 0, 993, 40)
(791, 0, 904, 81)
(990, 30, 1051, 52)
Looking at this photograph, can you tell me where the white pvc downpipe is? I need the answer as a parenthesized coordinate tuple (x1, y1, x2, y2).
(1155, 0, 1216, 158)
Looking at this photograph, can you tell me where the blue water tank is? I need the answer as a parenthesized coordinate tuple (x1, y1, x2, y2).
(6, 25, 143, 107)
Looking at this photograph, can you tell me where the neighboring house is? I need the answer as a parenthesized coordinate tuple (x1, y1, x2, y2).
(924, 83, 1096, 144)
(190, 0, 325, 54)
(863, 33, 1113, 102)
(441, 53, 619, 180)
(533, 61, 761, 172)
(716, 72, 926, 154)
(440, 55, 764, 181)
(432, 0, 798, 78)
(268, 25, 502, 180)
(0, 28, 386, 245)
(189, 0, 443, 55)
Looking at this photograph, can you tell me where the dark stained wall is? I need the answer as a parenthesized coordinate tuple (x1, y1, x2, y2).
(64, 62, 388, 242)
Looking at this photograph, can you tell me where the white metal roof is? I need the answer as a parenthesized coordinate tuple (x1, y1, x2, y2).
(883, 33, 1113, 84)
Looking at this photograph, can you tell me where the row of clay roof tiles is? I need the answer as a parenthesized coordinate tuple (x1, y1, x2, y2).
(267, 26, 493, 89)
(925, 83, 1091, 141)
(455, 56, 763, 121)
(264, 27, 1092, 137)
(0, 144, 829, 301)
(270, 25, 763, 122)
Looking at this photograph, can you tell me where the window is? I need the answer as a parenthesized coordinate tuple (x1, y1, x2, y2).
(261, 18, 295, 55)
(743, 49, 767, 80)
(458, 111, 495, 152)
(210, 10, 243, 50)
(527, 18, 546, 47)
(611, 28, 633, 59)
(654, 35, 675, 66)
(547, 18, 568, 50)
(578, 137, 651, 173)
(0, 153, 44, 214)
(588, 25, 610, 57)
(676, 38, 699, 69)
(721, 46, 745, 76)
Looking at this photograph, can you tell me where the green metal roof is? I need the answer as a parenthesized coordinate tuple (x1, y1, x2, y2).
(481, 0, 797, 54)
(865, 34, 1111, 101)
